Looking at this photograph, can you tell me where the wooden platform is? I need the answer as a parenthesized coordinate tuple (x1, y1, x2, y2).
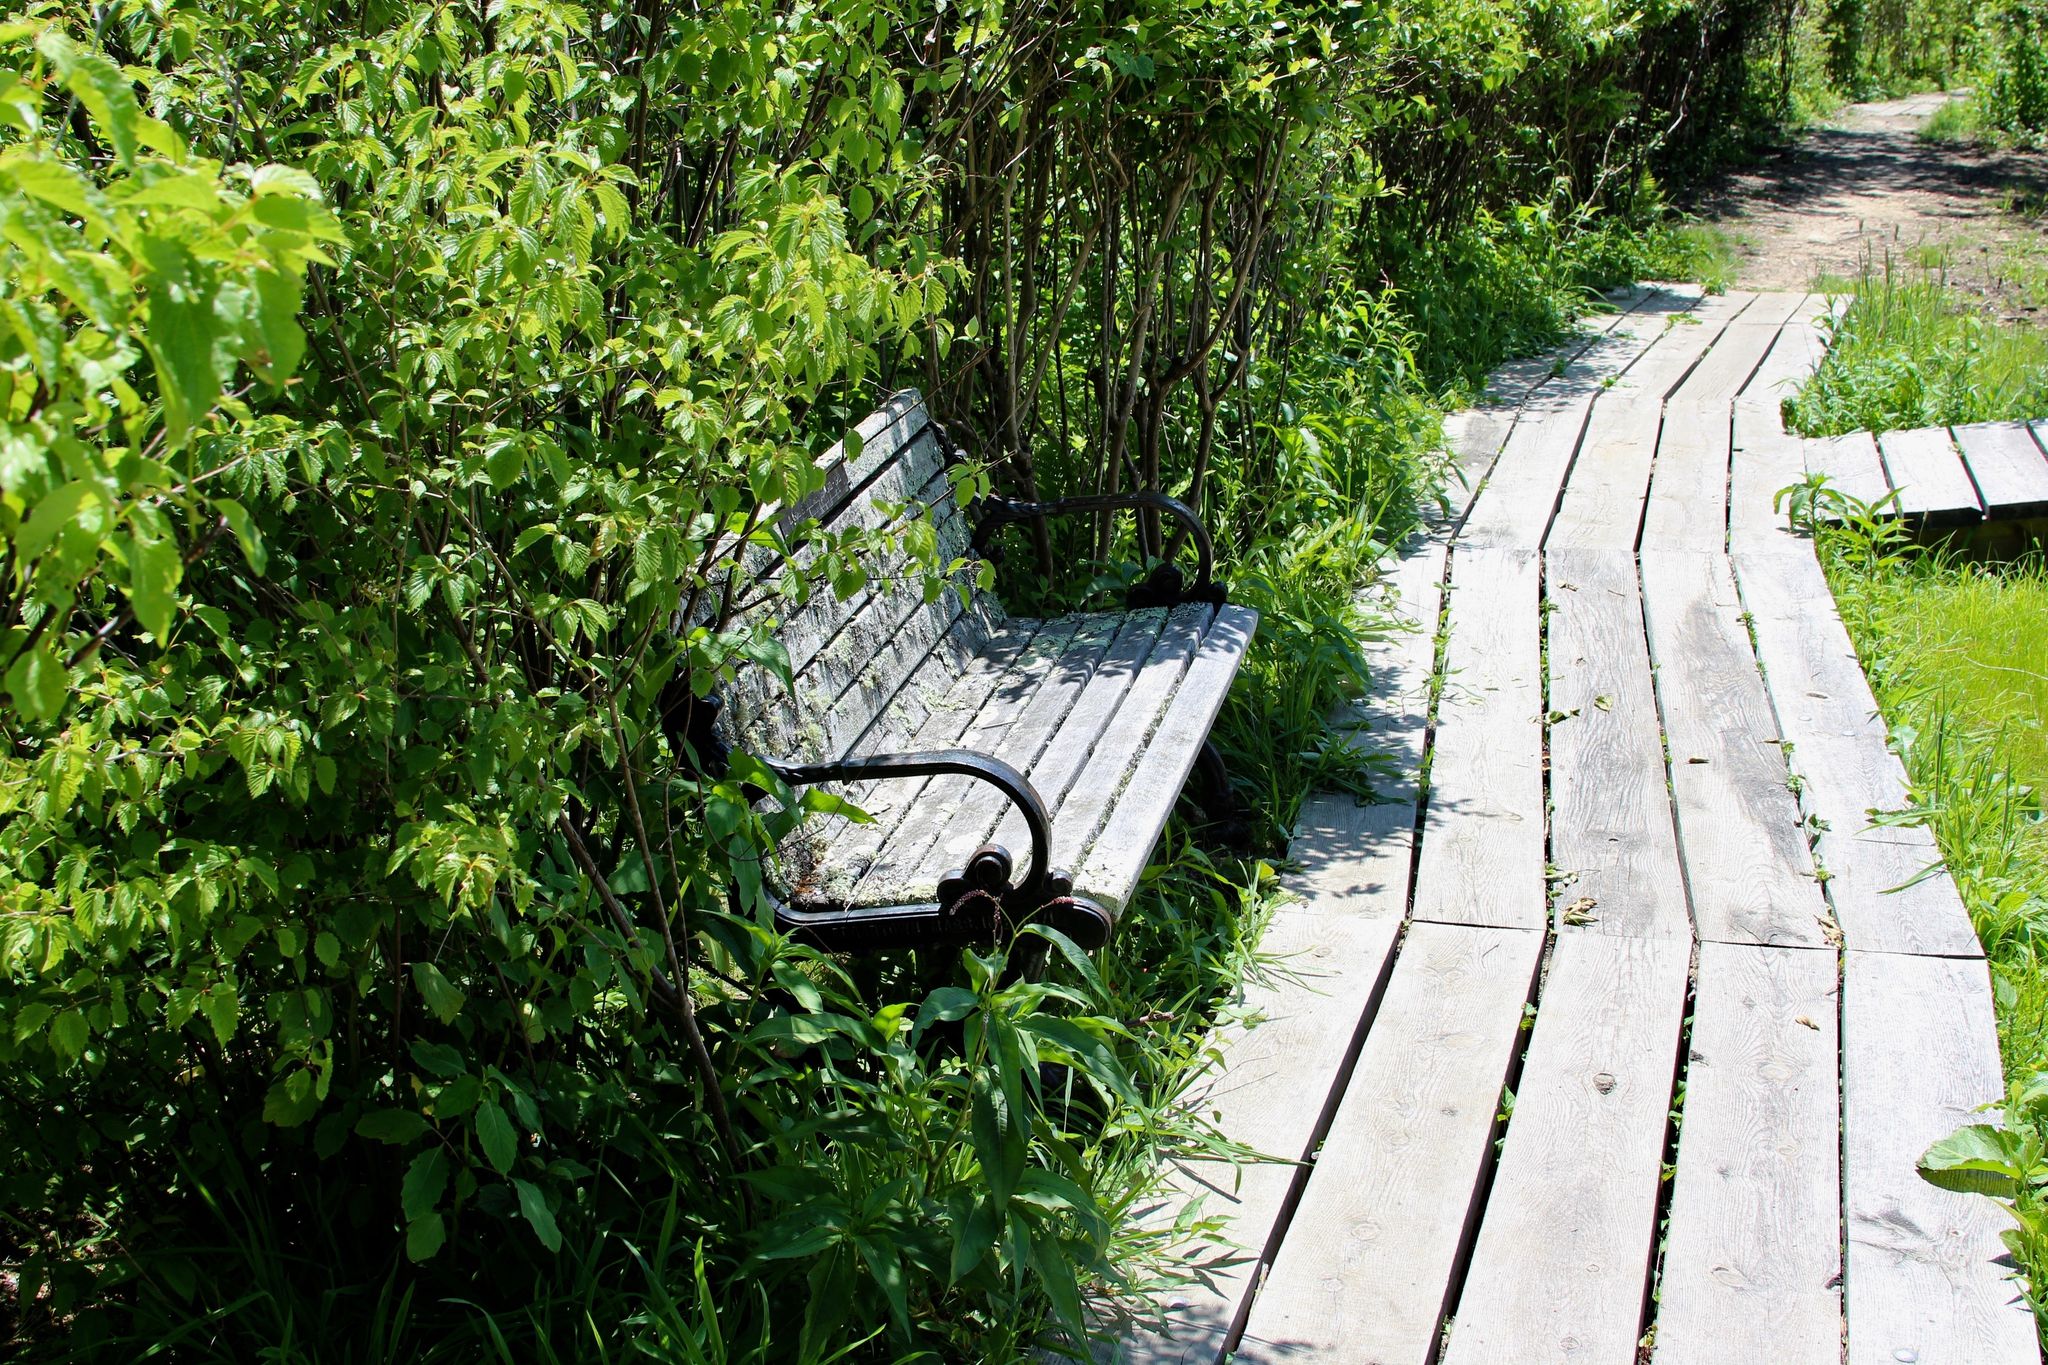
(1093, 289, 2039, 1365)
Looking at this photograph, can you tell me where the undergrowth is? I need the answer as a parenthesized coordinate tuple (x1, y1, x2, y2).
(1787, 259, 2048, 434)
(1810, 501, 2048, 1345)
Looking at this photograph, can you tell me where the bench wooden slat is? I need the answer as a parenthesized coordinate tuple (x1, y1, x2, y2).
(1878, 426, 1983, 523)
(1411, 545, 1545, 931)
(1732, 549, 1982, 958)
(1076, 604, 1258, 915)
(1545, 549, 1690, 940)
(1235, 922, 1544, 1364)
(1442, 931, 1689, 1365)
(1842, 949, 2037, 1365)
(1652, 942, 1843, 1365)
(1639, 550, 1828, 947)
(1955, 420, 2048, 518)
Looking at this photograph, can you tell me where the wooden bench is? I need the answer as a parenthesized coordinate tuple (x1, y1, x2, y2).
(677, 390, 1258, 954)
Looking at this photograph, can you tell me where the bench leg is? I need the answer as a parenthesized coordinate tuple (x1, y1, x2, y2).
(1192, 738, 1255, 851)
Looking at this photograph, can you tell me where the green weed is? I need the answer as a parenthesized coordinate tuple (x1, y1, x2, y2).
(1786, 258, 2048, 434)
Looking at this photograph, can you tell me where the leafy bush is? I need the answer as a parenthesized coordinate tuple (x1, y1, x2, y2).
(1, 0, 1784, 1359)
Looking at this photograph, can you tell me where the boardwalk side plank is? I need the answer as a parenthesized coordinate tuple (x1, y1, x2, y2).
(1639, 550, 1828, 947)
(1440, 932, 1690, 1365)
(1652, 942, 1843, 1365)
(1234, 923, 1546, 1365)
(1957, 420, 2048, 518)
(1545, 549, 1691, 940)
(1732, 549, 1982, 958)
(1877, 426, 1983, 523)
(1843, 950, 2037, 1365)
(1412, 546, 1546, 931)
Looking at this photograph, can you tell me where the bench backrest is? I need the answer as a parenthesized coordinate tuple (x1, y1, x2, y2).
(720, 390, 999, 763)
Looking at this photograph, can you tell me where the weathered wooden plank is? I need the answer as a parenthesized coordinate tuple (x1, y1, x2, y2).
(1234, 923, 1546, 1365)
(981, 610, 1175, 870)
(842, 615, 1089, 902)
(1956, 420, 2048, 518)
(1545, 398, 1664, 552)
(1438, 409, 1517, 526)
(1806, 430, 1891, 509)
(1843, 949, 2037, 1365)
(1545, 549, 1690, 940)
(1441, 932, 1690, 1365)
(1076, 605, 1259, 915)
(1652, 942, 1842, 1365)
(1665, 314, 1783, 410)
(1878, 426, 1983, 524)
(1732, 550, 1982, 958)
(1103, 544, 1443, 1365)
(1640, 403, 1733, 553)
(782, 388, 931, 533)
(1639, 551, 1828, 947)
(1411, 546, 1545, 931)
(1728, 410, 1813, 554)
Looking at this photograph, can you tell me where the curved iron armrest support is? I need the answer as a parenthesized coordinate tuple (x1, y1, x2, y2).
(971, 491, 1226, 608)
(764, 748, 1062, 908)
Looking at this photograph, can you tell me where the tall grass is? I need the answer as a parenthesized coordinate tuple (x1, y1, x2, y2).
(1821, 537, 2048, 1341)
(1787, 260, 2048, 434)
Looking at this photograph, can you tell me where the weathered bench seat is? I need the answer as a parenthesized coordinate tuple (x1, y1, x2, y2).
(704, 390, 1257, 953)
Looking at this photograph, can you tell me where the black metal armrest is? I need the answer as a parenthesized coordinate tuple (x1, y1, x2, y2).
(972, 491, 1224, 606)
(764, 748, 1057, 902)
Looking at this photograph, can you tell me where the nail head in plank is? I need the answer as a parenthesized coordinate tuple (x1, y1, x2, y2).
(1877, 426, 1983, 523)
(1843, 949, 2037, 1365)
(1639, 550, 1828, 947)
(1732, 550, 1981, 957)
(1412, 547, 1546, 931)
(1441, 932, 1689, 1365)
(1652, 942, 1843, 1365)
(1545, 549, 1691, 939)
(1955, 421, 2048, 519)
(1235, 923, 1545, 1365)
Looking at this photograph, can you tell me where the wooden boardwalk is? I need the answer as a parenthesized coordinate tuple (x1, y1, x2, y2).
(1096, 288, 2041, 1365)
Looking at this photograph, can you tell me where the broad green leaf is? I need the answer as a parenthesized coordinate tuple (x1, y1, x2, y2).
(137, 237, 219, 450)
(405, 1212, 446, 1262)
(411, 961, 467, 1024)
(7, 640, 66, 721)
(1919, 1124, 2027, 1198)
(513, 1178, 562, 1252)
(356, 1109, 430, 1144)
(475, 1101, 517, 1174)
(199, 981, 240, 1045)
(402, 1148, 450, 1221)
(48, 1008, 88, 1061)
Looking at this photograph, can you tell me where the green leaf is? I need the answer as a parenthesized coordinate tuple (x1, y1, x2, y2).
(313, 931, 341, 969)
(475, 1101, 517, 1174)
(402, 1148, 450, 1221)
(7, 639, 67, 721)
(512, 1178, 562, 1252)
(411, 961, 467, 1025)
(405, 1212, 446, 1262)
(138, 237, 218, 450)
(263, 1069, 321, 1126)
(212, 499, 267, 573)
(1919, 1124, 2028, 1198)
(356, 1109, 430, 1144)
(48, 1008, 88, 1061)
(913, 986, 979, 1042)
(200, 981, 240, 1045)
(1022, 1015, 1139, 1107)
(126, 528, 181, 640)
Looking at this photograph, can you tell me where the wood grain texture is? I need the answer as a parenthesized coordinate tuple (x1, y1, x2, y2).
(1727, 409, 1813, 554)
(1639, 550, 1828, 947)
(1545, 398, 1664, 552)
(1956, 421, 2048, 518)
(1234, 923, 1545, 1365)
(1652, 942, 1843, 1365)
(1077, 605, 1259, 915)
(1732, 550, 1982, 958)
(1411, 546, 1546, 931)
(1806, 430, 1891, 508)
(1103, 546, 1442, 1365)
(1441, 932, 1690, 1365)
(1640, 401, 1733, 553)
(1545, 549, 1690, 939)
(1878, 426, 1982, 523)
(1843, 949, 2038, 1365)
(1666, 312, 1782, 409)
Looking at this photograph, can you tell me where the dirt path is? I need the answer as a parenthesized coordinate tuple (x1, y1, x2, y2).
(1696, 92, 2048, 317)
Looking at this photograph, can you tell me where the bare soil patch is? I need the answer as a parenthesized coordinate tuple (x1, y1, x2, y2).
(1694, 92, 2048, 317)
